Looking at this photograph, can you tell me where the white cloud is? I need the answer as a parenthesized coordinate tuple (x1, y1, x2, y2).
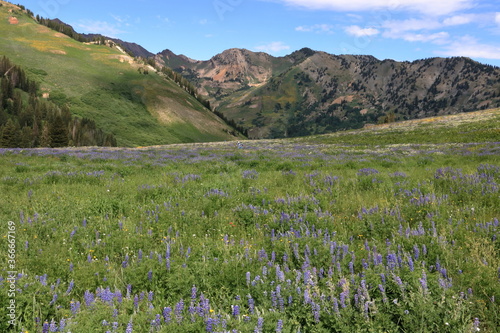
(402, 31, 450, 44)
(442, 14, 473, 26)
(344, 25, 379, 37)
(76, 20, 125, 37)
(275, 0, 474, 16)
(496, 12, 500, 25)
(254, 41, 291, 54)
(295, 24, 335, 33)
(110, 14, 128, 24)
(438, 35, 500, 59)
(382, 18, 442, 34)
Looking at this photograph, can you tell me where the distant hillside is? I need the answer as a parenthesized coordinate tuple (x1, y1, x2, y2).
(158, 48, 500, 139)
(0, 1, 239, 146)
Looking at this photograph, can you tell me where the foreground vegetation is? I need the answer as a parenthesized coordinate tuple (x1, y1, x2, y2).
(0, 110, 499, 332)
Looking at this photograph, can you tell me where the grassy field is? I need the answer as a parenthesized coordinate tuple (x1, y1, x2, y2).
(0, 109, 499, 332)
(0, 1, 237, 146)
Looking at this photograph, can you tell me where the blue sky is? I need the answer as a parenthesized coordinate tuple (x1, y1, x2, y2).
(24, 0, 500, 66)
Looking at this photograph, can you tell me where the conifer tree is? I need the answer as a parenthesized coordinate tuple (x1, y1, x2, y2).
(0, 118, 20, 147)
(49, 115, 69, 147)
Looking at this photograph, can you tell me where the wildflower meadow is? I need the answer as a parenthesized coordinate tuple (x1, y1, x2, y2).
(0, 135, 499, 332)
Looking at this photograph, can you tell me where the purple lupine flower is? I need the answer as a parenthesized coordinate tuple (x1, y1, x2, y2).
(175, 299, 184, 323)
(138, 249, 143, 261)
(125, 320, 133, 333)
(254, 317, 264, 333)
(82, 218, 87, 227)
(115, 289, 123, 303)
(333, 297, 340, 314)
(472, 318, 480, 331)
(49, 293, 58, 306)
(191, 285, 197, 300)
(49, 319, 57, 332)
(312, 302, 320, 323)
(163, 307, 172, 323)
(122, 254, 129, 268)
(206, 318, 215, 332)
(267, 289, 276, 308)
(188, 305, 196, 322)
(364, 301, 370, 318)
(340, 290, 348, 308)
(59, 319, 66, 331)
(133, 294, 139, 309)
(39, 274, 48, 286)
(70, 300, 80, 314)
(126, 284, 132, 298)
(232, 305, 240, 317)
(413, 245, 420, 260)
(151, 314, 161, 328)
(99, 287, 114, 304)
(148, 291, 154, 302)
(419, 271, 428, 295)
(248, 295, 255, 314)
(84, 290, 94, 306)
(303, 289, 311, 304)
(276, 319, 283, 332)
(148, 270, 153, 281)
(65, 280, 74, 295)
(246, 272, 251, 285)
(408, 257, 414, 272)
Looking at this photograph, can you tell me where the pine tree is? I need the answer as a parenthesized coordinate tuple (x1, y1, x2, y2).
(19, 126, 33, 148)
(40, 123, 51, 147)
(0, 118, 20, 147)
(49, 115, 69, 147)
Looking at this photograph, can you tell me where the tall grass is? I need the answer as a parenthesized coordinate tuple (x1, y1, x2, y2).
(0, 131, 498, 332)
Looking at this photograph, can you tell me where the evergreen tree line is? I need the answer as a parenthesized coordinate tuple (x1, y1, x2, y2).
(0, 56, 116, 148)
(159, 65, 247, 136)
(160, 66, 210, 106)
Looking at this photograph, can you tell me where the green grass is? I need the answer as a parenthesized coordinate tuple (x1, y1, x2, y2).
(294, 108, 500, 146)
(0, 110, 499, 332)
(0, 3, 237, 146)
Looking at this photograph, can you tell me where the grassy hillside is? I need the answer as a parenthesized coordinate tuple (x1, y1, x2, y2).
(296, 108, 500, 145)
(0, 1, 239, 146)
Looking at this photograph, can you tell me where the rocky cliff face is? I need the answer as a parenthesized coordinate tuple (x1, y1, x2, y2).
(158, 48, 500, 139)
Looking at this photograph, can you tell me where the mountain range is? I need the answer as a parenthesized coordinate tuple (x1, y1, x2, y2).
(156, 48, 500, 139)
(1, 0, 500, 145)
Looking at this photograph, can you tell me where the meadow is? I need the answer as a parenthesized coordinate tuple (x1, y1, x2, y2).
(0, 111, 499, 332)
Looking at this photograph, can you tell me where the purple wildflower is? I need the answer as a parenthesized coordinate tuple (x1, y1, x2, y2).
(175, 299, 184, 323)
(125, 320, 133, 333)
(276, 319, 283, 332)
(254, 317, 264, 333)
(84, 290, 94, 306)
(163, 307, 172, 323)
(70, 300, 80, 314)
(232, 304, 240, 317)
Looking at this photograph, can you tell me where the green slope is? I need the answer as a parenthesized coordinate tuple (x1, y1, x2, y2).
(0, 1, 239, 146)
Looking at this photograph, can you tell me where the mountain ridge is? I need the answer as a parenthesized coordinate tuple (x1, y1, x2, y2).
(157, 47, 500, 138)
